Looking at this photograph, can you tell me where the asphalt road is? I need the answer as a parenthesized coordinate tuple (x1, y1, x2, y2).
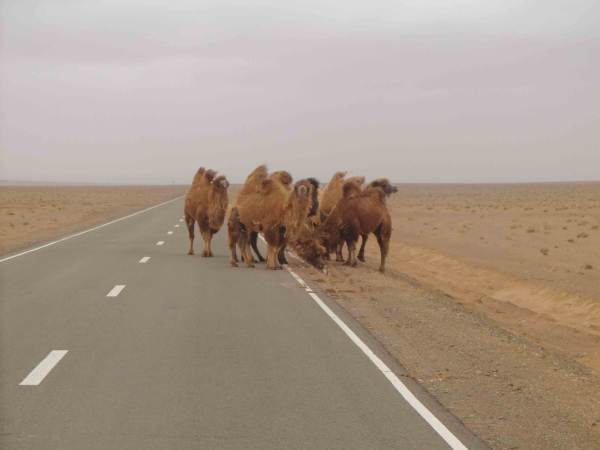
(1, 197, 486, 449)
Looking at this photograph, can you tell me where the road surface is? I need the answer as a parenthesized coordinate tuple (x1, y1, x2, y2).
(1, 197, 487, 449)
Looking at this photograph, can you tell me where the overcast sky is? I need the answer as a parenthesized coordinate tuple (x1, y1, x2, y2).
(1, 1, 599, 184)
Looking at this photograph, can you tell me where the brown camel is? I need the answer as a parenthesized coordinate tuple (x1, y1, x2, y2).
(184, 168, 229, 256)
(231, 172, 320, 267)
(320, 175, 366, 261)
(322, 178, 396, 272)
(229, 166, 324, 270)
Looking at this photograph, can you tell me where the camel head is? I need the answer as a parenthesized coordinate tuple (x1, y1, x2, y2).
(292, 179, 312, 201)
(289, 225, 328, 271)
(212, 175, 229, 191)
(368, 178, 397, 196)
(204, 169, 217, 183)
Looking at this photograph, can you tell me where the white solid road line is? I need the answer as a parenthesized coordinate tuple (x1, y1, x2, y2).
(139, 256, 151, 263)
(285, 266, 468, 450)
(156, 241, 165, 246)
(20, 350, 68, 386)
(0, 196, 183, 264)
(106, 285, 126, 297)
(167, 231, 173, 235)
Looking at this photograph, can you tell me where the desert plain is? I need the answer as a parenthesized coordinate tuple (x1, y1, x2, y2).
(2, 182, 599, 449)
(0, 186, 185, 255)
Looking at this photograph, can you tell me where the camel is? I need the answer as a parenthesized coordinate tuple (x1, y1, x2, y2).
(235, 173, 319, 266)
(321, 178, 396, 273)
(319, 174, 365, 261)
(184, 168, 229, 256)
(229, 166, 325, 270)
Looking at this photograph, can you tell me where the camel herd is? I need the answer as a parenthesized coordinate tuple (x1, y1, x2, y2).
(184, 166, 397, 273)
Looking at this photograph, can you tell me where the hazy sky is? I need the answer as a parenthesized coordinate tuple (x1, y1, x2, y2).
(1, 0, 599, 184)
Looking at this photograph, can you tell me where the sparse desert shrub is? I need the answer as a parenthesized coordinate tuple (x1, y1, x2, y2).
(540, 248, 549, 256)
(584, 264, 593, 270)
(526, 227, 536, 233)
(577, 232, 589, 239)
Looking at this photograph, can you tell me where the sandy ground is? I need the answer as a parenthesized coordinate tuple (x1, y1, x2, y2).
(378, 183, 600, 372)
(291, 181, 600, 450)
(0, 186, 184, 255)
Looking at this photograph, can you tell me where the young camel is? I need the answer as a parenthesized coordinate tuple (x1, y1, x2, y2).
(184, 168, 229, 256)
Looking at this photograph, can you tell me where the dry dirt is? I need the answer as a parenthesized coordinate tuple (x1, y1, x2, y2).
(290, 181, 600, 450)
(0, 186, 184, 255)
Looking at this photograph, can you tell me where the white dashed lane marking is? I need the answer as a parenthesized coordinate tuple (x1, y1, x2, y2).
(106, 285, 126, 297)
(179, 218, 184, 222)
(20, 350, 68, 386)
(139, 257, 151, 263)
(156, 241, 165, 246)
(174, 224, 180, 228)
(167, 231, 173, 235)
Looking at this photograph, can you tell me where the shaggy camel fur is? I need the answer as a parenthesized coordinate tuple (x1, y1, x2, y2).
(320, 175, 366, 262)
(230, 166, 324, 270)
(319, 172, 365, 221)
(322, 178, 396, 272)
(237, 172, 319, 266)
(184, 168, 229, 256)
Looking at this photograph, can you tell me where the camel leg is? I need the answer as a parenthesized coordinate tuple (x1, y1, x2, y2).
(277, 244, 288, 265)
(263, 229, 280, 270)
(238, 230, 255, 268)
(266, 244, 282, 270)
(206, 230, 215, 257)
(265, 243, 275, 269)
(228, 231, 239, 267)
(357, 234, 368, 262)
(200, 229, 211, 257)
(345, 239, 358, 267)
(250, 232, 265, 262)
(335, 242, 344, 262)
(185, 214, 195, 255)
(341, 221, 359, 267)
(375, 223, 391, 273)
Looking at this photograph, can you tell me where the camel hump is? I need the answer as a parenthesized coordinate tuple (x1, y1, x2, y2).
(245, 165, 268, 183)
(346, 176, 365, 186)
(342, 179, 363, 198)
(191, 167, 206, 185)
(331, 171, 347, 182)
(270, 170, 293, 186)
